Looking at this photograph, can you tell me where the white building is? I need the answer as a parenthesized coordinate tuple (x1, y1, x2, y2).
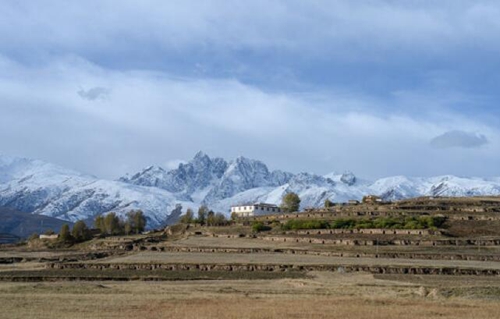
(231, 203, 281, 217)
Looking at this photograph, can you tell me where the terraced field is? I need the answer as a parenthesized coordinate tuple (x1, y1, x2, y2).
(1, 196, 500, 318)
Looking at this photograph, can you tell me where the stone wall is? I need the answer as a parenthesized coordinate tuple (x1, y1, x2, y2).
(46, 261, 500, 276)
(293, 229, 440, 236)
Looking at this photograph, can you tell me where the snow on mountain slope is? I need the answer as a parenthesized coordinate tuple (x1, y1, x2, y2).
(119, 151, 227, 201)
(1, 153, 500, 225)
(120, 153, 500, 214)
(121, 152, 294, 206)
(0, 155, 188, 227)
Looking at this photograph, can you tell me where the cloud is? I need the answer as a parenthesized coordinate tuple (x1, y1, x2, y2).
(165, 159, 187, 170)
(77, 87, 110, 101)
(0, 55, 498, 180)
(430, 130, 489, 149)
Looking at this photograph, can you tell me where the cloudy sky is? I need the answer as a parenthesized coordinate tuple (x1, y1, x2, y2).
(1, 1, 499, 179)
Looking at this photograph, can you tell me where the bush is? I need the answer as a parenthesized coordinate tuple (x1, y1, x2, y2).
(329, 216, 447, 230)
(252, 222, 271, 233)
(282, 219, 330, 230)
(331, 219, 357, 229)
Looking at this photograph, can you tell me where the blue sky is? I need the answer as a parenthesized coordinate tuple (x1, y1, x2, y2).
(1, 1, 499, 179)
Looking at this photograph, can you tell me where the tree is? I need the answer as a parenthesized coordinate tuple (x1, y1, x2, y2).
(104, 212, 122, 235)
(206, 210, 216, 226)
(324, 199, 334, 208)
(230, 211, 238, 221)
(127, 210, 147, 234)
(72, 220, 92, 242)
(180, 208, 194, 224)
(94, 215, 105, 233)
(59, 224, 73, 243)
(124, 222, 132, 235)
(281, 192, 301, 213)
(214, 213, 227, 226)
(197, 205, 208, 225)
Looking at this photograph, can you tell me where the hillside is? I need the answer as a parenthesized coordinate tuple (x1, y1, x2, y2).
(0, 207, 72, 239)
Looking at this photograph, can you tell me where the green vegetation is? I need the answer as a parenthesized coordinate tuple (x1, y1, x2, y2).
(126, 210, 147, 235)
(180, 208, 194, 224)
(280, 216, 446, 230)
(197, 205, 208, 225)
(178, 208, 229, 226)
(71, 220, 92, 242)
(251, 221, 272, 233)
(59, 224, 72, 243)
(94, 210, 148, 237)
(281, 192, 301, 213)
(281, 219, 330, 230)
(331, 216, 446, 230)
(207, 212, 228, 226)
(324, 199, 334, 208)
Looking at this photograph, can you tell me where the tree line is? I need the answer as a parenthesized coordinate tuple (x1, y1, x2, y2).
(179, 205, 229, 226)
(53, 210, 147, 244)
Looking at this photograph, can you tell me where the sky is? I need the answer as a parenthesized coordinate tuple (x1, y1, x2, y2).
(1, 0, 500, 179)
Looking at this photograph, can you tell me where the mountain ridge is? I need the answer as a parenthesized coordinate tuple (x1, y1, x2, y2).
(1, 152, 500, 228)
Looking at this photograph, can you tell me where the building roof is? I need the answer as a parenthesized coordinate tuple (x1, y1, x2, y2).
(231, 202, 279, 208)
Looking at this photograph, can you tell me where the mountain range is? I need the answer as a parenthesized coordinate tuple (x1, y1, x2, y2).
(1, 151, 500, 230)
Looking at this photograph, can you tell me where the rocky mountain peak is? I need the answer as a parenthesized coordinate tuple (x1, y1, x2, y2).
(340, 172, 356, 186)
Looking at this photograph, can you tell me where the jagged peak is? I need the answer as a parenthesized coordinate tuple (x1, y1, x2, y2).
(143, 165, 166, 172)
(193, 151, 209, 160)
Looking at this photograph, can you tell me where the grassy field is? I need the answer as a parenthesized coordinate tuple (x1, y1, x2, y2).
(1, 272, 499, 319)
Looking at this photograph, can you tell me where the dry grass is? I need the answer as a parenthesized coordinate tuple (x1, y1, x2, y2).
(102, 251, 500, 271)
(169, 236, 500, 256)
(0, 272, 499, 319)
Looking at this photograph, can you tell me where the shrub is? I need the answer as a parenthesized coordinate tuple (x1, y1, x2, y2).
(252, 222, 271, 232)
(282, 219, 330, 230)
(331, 219, 357, 229)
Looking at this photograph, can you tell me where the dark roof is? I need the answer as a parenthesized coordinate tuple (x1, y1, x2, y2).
(231, 203, 279, 208)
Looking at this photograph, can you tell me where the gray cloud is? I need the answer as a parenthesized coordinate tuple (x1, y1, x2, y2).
(78, 87, 110, 101)
(430, 130, 489, 149)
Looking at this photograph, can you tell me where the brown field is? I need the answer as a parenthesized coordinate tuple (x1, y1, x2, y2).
(101, 251, 500, 270)
(2, 198, 500, 318)
(1, 272, 500, 319)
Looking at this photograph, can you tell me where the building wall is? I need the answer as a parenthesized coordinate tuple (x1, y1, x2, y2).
(231, 205, 280, 217)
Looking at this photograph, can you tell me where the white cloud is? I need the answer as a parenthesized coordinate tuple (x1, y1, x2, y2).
(0, 55, 498, 179)
(165, 159, 188, 170)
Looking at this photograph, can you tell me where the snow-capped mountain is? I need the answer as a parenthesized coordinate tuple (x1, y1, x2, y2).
(0, 155, 190, 228)
(1, 152, 500, 228)
(120, 153, 500, 212)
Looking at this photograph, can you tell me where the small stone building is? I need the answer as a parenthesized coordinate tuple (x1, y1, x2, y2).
(362, 195, 383, 204)
(39, 234, 59, 240)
